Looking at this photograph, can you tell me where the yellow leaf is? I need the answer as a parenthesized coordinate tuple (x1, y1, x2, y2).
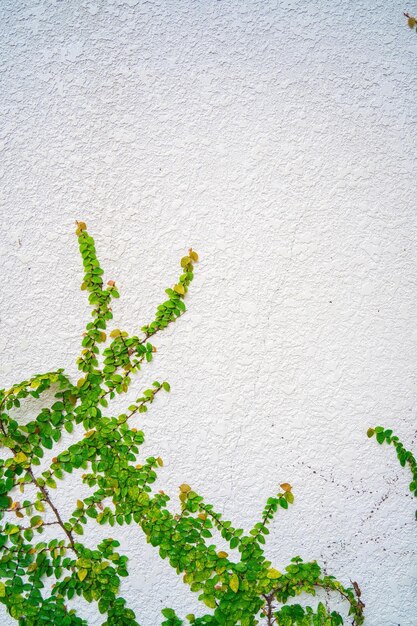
(267, 568, 281, 579)
(110, 329, 121, 338)
(76, 500, 84, 509)
(203, 596, 216, 609)
(408, 16, 416, 28)
(174, 284, 185, 295)
(180, 256, 191, 268)
(77, 568, 88, 582)
(14, 452, 28, 464)
(76, 221, 87, 231)
(77, 378, 85, 388)
(189, 250, 199, 262)
(27, 562, 37, 573)
(0, 582, 5, 597)
(217, 551, 228, 559)
(156, 457, 164, 467)
(280, 483, 292, 493)
(179, 483, 191, 493)
(230, 573, 239, 593)
(137, 493, 149, 506)
(284, 491, 294, 504)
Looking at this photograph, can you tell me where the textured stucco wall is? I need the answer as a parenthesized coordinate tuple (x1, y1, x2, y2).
(1, 1, 417, 624)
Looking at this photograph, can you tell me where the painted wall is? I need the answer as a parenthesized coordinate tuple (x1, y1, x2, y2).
(1, 1, 417, 624)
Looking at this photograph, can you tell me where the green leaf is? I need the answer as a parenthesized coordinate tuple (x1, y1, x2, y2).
(0, 495, 12, 509)
(376, 432, 385, 444)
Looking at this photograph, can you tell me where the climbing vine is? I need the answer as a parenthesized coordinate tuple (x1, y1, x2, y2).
(0, 224, 364, 625)
(367, 426, 417, 517)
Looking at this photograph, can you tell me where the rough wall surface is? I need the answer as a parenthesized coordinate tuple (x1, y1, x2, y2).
(1, 1, 417, 624)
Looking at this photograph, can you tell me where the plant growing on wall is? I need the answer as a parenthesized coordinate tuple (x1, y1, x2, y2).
(366, 426, 416, 620)
(0, 224, 364, 625)
(367, 426, 417, 516)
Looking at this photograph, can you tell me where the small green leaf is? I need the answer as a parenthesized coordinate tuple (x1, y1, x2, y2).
(0, 495, 12, 509)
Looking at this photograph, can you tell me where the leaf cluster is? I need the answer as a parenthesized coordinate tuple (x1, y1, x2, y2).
(367, 426, 417, 518)
(0, 224, 364, 625)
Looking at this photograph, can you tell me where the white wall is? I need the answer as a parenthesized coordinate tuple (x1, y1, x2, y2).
(1, 1, 417, 624)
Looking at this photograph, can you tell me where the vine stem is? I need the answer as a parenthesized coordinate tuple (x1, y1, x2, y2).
(26, 467, 77, 551)
(262, 593, 276, 625)
(0, 419, 77, 553)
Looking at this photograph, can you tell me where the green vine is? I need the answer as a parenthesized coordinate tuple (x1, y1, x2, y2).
(367, 426, 417, 518)
(0, 223, 364, 625)
(366, 425, 416, 621)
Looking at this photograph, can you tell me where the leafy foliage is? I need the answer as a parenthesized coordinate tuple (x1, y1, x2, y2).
(367, 425, 416, 621)
(367, 426, 417, 518)
(0, 224, 364, 625)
